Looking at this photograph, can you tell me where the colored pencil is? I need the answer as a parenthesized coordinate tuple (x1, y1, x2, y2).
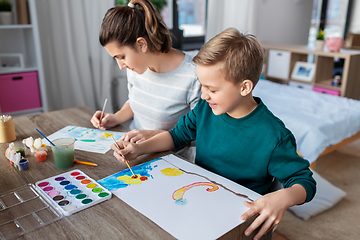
(98, 98, 108, 128)
(110, 136, 136, 178)
(74, 160, 98, 166)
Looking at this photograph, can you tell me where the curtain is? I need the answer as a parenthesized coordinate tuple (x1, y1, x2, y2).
(35, 0, 115, 113)
(205, 0, 257, 42)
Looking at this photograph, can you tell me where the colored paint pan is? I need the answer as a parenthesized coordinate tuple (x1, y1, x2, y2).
(35, 169, 112, 216)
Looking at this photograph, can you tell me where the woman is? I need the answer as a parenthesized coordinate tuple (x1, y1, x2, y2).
(91, 0, 201, 146)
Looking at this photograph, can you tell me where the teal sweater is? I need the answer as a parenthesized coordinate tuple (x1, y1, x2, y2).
(169, 97, 316, 203)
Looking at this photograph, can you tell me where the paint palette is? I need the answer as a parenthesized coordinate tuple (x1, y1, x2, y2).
(0, 184, 63, 240)
(35, 169, 112, 216)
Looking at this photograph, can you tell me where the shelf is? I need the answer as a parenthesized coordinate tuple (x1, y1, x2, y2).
(314, 79, 342, 91)
(0, 0, 48, 114)
(288, 78, 313, 84)
(0, 67, 39, 75)
(0, 24, 33, 29)
(262, 43, 360, 99)
(5, 107, 43, 117)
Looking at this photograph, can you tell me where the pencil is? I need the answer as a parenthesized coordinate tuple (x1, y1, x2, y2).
(74, 160, 98, 166)
(98, 98, 108, 128)
(110, 136, 137, 178)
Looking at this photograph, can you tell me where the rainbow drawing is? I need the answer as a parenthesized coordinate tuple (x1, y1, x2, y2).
(172, 182, 219, 205)
(98, 154, 261, 240)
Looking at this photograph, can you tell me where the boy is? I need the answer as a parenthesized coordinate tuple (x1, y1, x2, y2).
(111, 28, 316, 240)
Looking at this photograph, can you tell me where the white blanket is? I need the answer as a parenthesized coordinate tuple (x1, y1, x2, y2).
(253, 80, 360, 164)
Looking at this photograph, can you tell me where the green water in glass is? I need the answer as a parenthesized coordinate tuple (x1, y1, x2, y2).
(52, 138, 75, 169)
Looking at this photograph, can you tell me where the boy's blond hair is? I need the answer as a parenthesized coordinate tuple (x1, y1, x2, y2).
(193, 28, 264, 86)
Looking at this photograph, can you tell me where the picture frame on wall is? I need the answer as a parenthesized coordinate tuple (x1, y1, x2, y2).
(291, 61, 315, 82)
(0, 54, 25, 70)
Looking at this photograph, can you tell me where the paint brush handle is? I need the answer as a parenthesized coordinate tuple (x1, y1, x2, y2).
(123, 159, 136, 176)
(98, 98, 108, 128)
(36, 129, 56, 146)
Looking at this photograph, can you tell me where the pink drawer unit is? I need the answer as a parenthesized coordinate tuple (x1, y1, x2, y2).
(313, 86, 340, 96)
(0, 71, 42, 113)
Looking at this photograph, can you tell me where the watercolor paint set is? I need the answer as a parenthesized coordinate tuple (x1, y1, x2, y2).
(0, 170, 111, 239)
(35, 169, 112, 216)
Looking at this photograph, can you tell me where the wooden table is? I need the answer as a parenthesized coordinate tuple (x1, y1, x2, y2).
(0, 107, 271, 240)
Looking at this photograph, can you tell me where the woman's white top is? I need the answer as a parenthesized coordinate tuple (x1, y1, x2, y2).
(126, 53, 201, 131)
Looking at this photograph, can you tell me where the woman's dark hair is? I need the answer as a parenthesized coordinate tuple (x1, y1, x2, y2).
(99, 0, 171, 53)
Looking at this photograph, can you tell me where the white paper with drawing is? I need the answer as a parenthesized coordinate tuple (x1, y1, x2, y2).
(46, 126, 125, 154)
(98, 154, 261, 240)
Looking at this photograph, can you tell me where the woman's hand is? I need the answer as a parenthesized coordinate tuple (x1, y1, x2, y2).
(90, 111, 119, 130)
(110, 140, 143, 163)
(120, 129, 165, 143)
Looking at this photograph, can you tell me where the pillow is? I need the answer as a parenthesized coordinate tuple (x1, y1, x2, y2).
(288, 170, 347, 220)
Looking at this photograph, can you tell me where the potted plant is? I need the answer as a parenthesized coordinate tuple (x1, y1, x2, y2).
(315, 29, 325, 51)
(0, 0, 13, 25)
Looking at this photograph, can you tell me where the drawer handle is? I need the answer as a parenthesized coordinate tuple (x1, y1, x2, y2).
(12, 76, 23, 80)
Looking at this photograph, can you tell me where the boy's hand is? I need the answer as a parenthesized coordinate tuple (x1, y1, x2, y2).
(120, 129, 165, 143)
(241, 184, 306, 240)
(110, 140, 142, 163)
(240, 190, 289, 240)
(91, 111, 119, 130)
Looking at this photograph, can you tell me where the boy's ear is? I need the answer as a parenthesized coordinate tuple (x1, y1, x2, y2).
(136, 37, 148, 53)
(239, 79, 253, 96)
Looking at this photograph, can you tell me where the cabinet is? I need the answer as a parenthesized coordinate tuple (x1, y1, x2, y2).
(262, 43, 360, 100)
(267, 50, 291, 79)
(0, 71, 41, 113)
(0, 0, 47, 116)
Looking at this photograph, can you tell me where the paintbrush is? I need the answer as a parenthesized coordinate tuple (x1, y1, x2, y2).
(98, 98, 108, 128)
(111, 135, 137, 178)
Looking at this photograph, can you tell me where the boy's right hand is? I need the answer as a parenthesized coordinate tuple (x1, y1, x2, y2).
(110, 140, 142, 163)
(90, 111, 119, 130)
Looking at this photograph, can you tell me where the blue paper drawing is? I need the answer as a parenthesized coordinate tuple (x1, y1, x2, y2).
(46, 126, 125, 154)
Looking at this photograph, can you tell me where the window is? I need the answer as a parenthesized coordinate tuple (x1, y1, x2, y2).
(162, 0, 207, 50)
(307, 0, 352, 80)
(308, 0, 352, 47)
(116, 0, 207, 50)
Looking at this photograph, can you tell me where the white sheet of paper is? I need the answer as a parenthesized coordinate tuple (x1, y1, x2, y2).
(46, 126, 125, 154)
(98, 154, 261, 240)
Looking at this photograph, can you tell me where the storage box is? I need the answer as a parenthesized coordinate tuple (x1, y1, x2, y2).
(267, 50, 291, 79)
(313, 86, 340, 96)
(0, 71, 41, 113)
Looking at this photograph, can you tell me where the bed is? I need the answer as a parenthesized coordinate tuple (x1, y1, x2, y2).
(253, 79, 360, 167)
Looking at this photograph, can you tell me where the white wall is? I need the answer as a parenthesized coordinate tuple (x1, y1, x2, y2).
(255, 0, 314, 45)
(206, 0, 314, 46)
(348, 0, 360, 33)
